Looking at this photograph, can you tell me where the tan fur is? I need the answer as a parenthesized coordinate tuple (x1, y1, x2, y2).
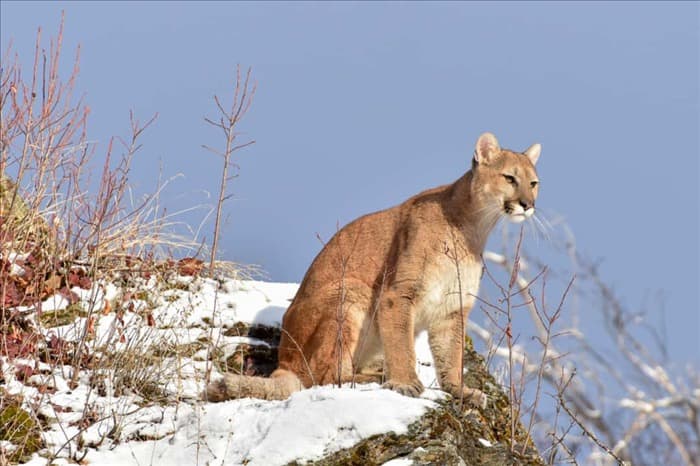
(205, 132, 541, 406)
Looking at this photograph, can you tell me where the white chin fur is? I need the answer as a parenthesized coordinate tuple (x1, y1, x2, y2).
(507, 208, 534, 224)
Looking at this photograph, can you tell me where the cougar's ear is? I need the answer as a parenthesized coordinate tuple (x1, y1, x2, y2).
(524, 143, 541, 165)
(474, 132, 501, 165)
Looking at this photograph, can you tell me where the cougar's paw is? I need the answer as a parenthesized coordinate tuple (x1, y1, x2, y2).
(383, 379, 425, 398)
(442, 383, 488, 409)
(204, 378, 229, 402)
(462, 387, 488, 409)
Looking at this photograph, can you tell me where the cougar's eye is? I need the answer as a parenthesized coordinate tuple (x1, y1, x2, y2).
(503, 174, 516, 185)
(530, 180, 539, 188)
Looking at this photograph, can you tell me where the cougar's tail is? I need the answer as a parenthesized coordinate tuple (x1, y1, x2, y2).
(205, 369, 303, 401)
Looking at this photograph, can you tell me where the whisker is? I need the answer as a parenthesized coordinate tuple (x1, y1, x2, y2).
(531, 213, 551, 243)
(534, 210, 555, 233)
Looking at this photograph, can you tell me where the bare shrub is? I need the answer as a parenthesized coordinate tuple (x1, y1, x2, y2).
(202, 65, 256, 277)
(0, 16, 202, 278)
(474, 223, 698, 465)
(0, 17, 213, 462)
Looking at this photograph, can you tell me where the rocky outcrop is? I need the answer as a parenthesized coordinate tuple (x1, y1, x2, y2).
(229, 323, 544, 466)
(305, 340, 543, 466)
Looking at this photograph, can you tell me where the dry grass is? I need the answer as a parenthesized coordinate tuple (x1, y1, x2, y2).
(0, 17, 217, 462)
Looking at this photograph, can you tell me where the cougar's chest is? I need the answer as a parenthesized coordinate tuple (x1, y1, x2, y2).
(416, 255, 482, 327)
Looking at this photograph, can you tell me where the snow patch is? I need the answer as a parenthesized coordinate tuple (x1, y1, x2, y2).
(5, 277, 446, 465)
(86, 386, 435, 466)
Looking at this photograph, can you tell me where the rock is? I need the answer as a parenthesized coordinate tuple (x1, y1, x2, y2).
(299, 337, 544, 466)
(224, 322, 544, 466)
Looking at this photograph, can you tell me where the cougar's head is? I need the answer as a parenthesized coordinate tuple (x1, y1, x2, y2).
(471, 132, 541, 224)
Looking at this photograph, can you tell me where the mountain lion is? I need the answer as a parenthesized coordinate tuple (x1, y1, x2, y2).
(206, 132, 541, 406)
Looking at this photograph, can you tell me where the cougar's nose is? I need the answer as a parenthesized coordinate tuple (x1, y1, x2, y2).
(519, 200, 533, 211)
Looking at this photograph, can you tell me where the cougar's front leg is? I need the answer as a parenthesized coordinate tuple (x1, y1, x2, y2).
(428, 310, 487, 408)
(377, 291, 424, 397)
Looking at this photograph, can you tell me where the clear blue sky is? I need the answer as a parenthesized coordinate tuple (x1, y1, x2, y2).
(2, 2, 698, 364)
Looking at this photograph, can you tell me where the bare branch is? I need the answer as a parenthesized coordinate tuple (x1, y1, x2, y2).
(203, 65, 256, 276)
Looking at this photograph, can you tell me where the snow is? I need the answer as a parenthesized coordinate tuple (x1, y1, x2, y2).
(382, 458, 414, 466)
(3, 275, 444, 465)
(478, 438, 493, 447)
(39, 293, 70, 312)
(85, 387, 434, 466)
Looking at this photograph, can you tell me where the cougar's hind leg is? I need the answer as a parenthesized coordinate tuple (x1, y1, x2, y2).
(305, 280, 373, 386)
(308, 305, 366, 386)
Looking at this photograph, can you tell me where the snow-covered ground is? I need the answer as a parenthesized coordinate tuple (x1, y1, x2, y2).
(2, 274, 445, 465)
